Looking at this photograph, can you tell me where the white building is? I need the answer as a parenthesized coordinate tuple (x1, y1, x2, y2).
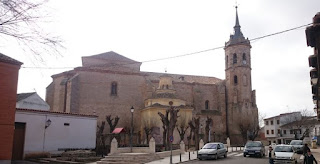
(264, 112, 301, 144)
(13, 108, 97, 159)
(16, 92, 50, 111)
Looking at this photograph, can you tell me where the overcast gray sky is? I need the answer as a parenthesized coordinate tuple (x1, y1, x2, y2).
(3, 0, 320, 118)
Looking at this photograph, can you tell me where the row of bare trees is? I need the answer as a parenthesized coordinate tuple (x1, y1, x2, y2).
(96, 115, 120, 154)
(157, 106, 216, 150)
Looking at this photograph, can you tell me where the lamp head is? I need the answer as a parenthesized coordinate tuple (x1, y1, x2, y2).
(130, 106, 134, 113)
(45, 119, 51, 129)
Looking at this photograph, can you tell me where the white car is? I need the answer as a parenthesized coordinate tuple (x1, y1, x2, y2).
(197, 142, 227, 160)
(273, 144, 298, 164)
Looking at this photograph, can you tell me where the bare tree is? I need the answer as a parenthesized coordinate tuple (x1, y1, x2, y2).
(158, 106, 180, 150)
(158, 109, 169, 150)
(176, 113, 189, 143)
(96, 121, 106, 155)
(96, 121, 106, 146)
(237, 117, 260, 144)
(142, 119, 156, 143)
(189, 117, 200, 150)
(106, 115, 120, 133)
(0, 0, 63, 61)
(237, 118, 250, 144)
(281, 109, 316, 140)
(259, 112, 266, 127)
(204, 117, 213, 143)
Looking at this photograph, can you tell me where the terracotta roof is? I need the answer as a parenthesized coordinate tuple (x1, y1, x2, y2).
(16, 108, 98, 118)
(17, 92, 36, 102)
(142, 72, 223, 85)
(0, 53, 23, 65)
(84, 51, 140, 64)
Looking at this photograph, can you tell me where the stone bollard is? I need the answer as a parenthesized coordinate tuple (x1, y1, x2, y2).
(199, 139, 204, 150)
(180, 141, 185, 153)
(149, 137, 156, 153)
(227, 137, 231, 148)
(110, 138, 118, 155)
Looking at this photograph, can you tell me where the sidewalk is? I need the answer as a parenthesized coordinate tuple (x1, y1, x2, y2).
(146, 147, 244, 164)
(146, 151, 198, 164)
(311, 147, 320, 162)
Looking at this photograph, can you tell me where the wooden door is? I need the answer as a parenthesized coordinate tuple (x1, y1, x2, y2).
(12, 122, 26, 160)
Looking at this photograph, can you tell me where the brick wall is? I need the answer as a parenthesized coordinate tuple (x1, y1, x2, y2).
(0, 62, 21, 160)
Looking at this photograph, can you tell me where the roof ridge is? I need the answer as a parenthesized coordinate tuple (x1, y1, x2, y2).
(0, 53, 23, 65)
(16, 108, 98, 118)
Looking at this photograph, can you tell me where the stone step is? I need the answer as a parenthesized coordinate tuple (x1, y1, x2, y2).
(97, 161, 141, 164)
(97, 153, 161, 164)
(101, 158, 157, 163)
(101, 158, 153, 162)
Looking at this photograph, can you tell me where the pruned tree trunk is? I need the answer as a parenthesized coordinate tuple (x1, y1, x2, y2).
(177, 125, 189, 143)
(167, 106, 180, 150)
(205, 117, 213, 143)
(189, 117, 200, 150)
(158, 110, 169, 150)
(106, 115, 120, 133)
(144, 127, 153, 143)
(158, 106, 180, 151)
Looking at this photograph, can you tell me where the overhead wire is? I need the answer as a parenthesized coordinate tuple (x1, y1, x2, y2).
(21, 22, 313, 70)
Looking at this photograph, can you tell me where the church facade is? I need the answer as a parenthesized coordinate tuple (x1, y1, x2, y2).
(46, 8, 258, 144)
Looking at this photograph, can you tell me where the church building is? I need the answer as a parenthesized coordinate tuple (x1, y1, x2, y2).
(46, 8, 258, 144)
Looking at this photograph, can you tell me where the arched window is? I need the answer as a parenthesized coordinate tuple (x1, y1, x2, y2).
(205, 100, 209, 110)
(242, 53, 247, 64)
(111, 82, 117, 95)
(234, 75, 238, 85)
(233, 53, 237, 64)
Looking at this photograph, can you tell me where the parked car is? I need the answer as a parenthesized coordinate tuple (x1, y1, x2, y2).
(243, 141, 265, 157)
(198, 142, 227, 160)
(289, 140, 303, 154)
(273, 144, 298, 164)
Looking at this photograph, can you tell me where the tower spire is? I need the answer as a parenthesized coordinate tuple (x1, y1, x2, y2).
(233, 5, 243, 38)
(225, 5, 250, 47)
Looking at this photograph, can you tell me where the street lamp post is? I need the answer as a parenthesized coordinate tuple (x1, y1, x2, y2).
(130, 106, 134, 153)
(213, 132, 216, 142)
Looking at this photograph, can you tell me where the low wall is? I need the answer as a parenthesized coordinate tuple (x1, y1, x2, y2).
(156, 150, 183, 158)
(110, 138, 186, 155)
(110, 137, 156, 155)
(117, 147, 153, 154)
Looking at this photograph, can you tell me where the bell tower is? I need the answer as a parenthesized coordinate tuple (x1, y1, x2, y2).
(225, 6, 258, 136)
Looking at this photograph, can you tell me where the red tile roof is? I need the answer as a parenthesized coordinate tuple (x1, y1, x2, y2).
(16, 108, 98, 118)
(112, 128, 126, 134)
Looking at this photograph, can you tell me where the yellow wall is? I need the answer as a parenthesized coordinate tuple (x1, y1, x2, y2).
(140, 106, 193, 144)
